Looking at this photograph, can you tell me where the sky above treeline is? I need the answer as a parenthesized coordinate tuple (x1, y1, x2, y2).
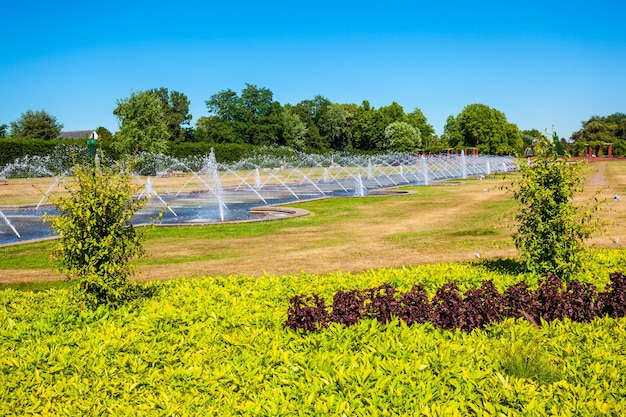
(1, 1, 624, 139)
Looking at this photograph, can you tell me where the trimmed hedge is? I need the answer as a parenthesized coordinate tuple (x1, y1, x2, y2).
(1, 139, 258, 172)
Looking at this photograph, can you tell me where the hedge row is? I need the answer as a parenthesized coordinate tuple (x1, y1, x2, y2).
(0, 139, 258, 174)
(286, 272, 626, 333)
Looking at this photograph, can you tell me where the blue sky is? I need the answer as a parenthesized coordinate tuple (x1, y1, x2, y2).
(2, 1, 625, 139)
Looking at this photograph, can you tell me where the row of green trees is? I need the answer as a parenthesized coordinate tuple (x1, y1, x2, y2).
(570, 113, 626, 156)
(4, 84, 623, 157)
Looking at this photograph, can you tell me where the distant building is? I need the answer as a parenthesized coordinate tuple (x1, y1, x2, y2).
(60, 130, 99, 140)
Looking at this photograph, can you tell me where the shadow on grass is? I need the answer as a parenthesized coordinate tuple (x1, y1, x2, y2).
(478, 257, 526, 275)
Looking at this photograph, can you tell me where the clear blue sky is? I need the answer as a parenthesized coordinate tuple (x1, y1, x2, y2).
(2, 1, 624, 139)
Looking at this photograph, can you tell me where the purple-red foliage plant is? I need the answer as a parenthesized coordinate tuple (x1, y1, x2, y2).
(599, 272, 626, 318)
(462, 280, 506, 331)
(363, 283, 400, 324)
(330, 289, 366, 326)
(396, 284, 432, 325)
(285, 294, 329, 332)
(563, 280, 599, 322)
(285, 272, 626, 334)
(535, 274, 569, 322)
(431, 282, 466, 331)
(502, 280, 541, 321)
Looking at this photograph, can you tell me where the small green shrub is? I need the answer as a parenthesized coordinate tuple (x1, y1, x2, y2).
(48, 161, 149, 308)
(511, 138, 600, 280)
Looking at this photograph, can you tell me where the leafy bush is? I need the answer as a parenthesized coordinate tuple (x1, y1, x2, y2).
(285, 294, 329, 332)
(431, 282, 466, 330)
(511, 139, 600, 280)
(462, 280, 506, 331)
(599, 272, 626, 318)
(396, 284, 432, 325)
(286, 272, 626, 333)
(329, 289, 365, 326)
(48, 161, 150, 308)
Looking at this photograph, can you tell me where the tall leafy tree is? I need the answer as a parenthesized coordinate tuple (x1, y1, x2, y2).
(406, 107, 434, 146)
(10, 109, 63, 140)
(292, 95, 331, 151)
(0, 124, 7, 138)
(195, 115, 239, 143)
(445, 104, 522, 155)
(205, 84, 282, 145)
(570, 113, 626, 156)
(352, 100, 381, 151)
(113, 90, 170, 155)
(241, 84, 282, 145)
(319, 103, 350, 150)
(95, 126, 113, 142)
(151, 88, 192, 142)
(281, 108, 308, 151)
(352, 101, 410, 151)
(383, 121, 421, 152)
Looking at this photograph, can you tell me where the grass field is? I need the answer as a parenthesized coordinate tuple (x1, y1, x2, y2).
(1, 160, 626, 285)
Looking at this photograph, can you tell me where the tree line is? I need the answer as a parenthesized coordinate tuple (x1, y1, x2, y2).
(2, 84, 625, 157)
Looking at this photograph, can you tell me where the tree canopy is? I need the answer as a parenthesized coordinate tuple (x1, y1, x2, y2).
(9, 109, 63, 140)
(443, 104, 523, 155)
(204, 84, 282, 146)
(10, 83, 588, 156)
(151, 88, 192, 142)
(570, 113, 626, 156)
(113, 90, 170, 155)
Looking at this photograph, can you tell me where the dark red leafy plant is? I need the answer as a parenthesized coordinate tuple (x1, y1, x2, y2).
(396, 285, 432, 325)
(431, 282, 466, 331)
(285, 294, 329, 332)
(285, 272, 626, 333)
(330, 289, 366, 326)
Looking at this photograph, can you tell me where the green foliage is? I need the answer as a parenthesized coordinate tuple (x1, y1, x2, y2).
(383, 121, 421, 152)
(1, 260, 625, 415)
(0, 138, 121, 177)
(511, 139, 599, 279)
(48, 162, 148, 307)
(281, 110, 308, 151)
(571, 112, 626, 156)
(113, 90, 171, 155)
(496, 337, 563, 384)
(0, 138, 60, 166)
(95, 126, 113, 142)
(150, 87, 193, 142)
(205, 84, 283, 146)
(444, 104, 523, 155)
(9, 109, 63, 140)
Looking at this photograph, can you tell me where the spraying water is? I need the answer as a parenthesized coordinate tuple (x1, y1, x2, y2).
(0, 210, 21, 240)
(36, 176, 61, 210)
(421, 155, 429, 185)
(355, 174, 366, 196)
(1, 150, 518, 245)
(460, 150, 467, 179)
(140, 177, 178, 217)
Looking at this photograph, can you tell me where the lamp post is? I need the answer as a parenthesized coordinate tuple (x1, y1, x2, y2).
(87, 132, 96, 161)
